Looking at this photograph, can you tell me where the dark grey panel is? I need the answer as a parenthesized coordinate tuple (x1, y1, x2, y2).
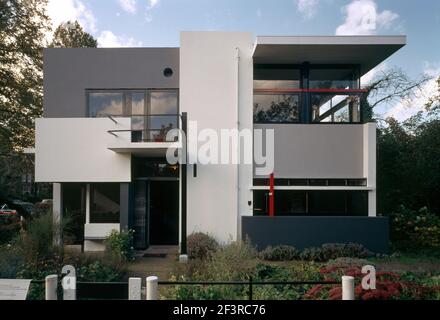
(43, 48, 180, 117)
(242, 216, 389, 253)
(119, 183, 130, 231)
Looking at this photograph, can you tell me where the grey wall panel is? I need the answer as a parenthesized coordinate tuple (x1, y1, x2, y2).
(43, 48, 179, 117)
(254, 124, 364, 178)
(242, 216, 389, 253)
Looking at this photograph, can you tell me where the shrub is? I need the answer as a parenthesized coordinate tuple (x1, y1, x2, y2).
(390, 206, 440, 251)
(15, 211, 62, 262)
(259, 245, 300, 261)
(187, 232, 218, 260)
(300, 243, 373, 262)
(305, 265, 440, 300)
(0, 245, 24, 278)
(105, 229, 135, 262)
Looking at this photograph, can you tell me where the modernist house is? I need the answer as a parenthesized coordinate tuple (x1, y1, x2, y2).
(35, 32, 406, 253)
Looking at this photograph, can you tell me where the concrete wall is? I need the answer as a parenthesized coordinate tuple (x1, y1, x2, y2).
(242, 216, 388, 253)
(43, 48, 179, 117)
(180, 32, 254, 243)
(254, 124, 365, 179)
(35, 118, 131, 182)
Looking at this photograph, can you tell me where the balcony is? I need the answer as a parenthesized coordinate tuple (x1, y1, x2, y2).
(106, 114, 183, 157)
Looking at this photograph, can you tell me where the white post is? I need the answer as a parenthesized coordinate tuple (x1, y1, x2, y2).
(129, 277, 142, 300)
(45, 275, 58, 300)
(342, 276, 355, 300)
(146, 276, 158, 300)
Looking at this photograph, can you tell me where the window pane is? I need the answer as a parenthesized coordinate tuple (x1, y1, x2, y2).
(312, 94, 360, 123)
(348, 191, 368, 216)
(149, 91, 179, 141)
(309, 68, 358, 89)
(254, 94, 299, 123)
(90, 183, 120, 223)
(88, 92, 123, 117)
(308, 191, 346, 215)
(253, 190, 268, 216)
(254, 80, 299, 89)
(131, 92, 145, 142)
(254, 68, 300, 87)
(275, 191, 306, 215)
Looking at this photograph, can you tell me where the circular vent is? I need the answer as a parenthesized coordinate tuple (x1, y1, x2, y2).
(163, 67, 173, 77)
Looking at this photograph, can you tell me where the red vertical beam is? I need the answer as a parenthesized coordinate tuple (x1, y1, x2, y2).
(269, 173, 275, 217)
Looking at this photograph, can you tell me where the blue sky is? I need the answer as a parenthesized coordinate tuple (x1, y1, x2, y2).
(46, 0, 440, 120)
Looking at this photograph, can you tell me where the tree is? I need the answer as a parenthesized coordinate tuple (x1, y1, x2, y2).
(50, 20, 97, 48)
(362, 68, 431, 122)
(0, 0, 50, 152)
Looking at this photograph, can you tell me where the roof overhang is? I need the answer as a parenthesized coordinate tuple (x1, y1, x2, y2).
(253, 35, 406, 75)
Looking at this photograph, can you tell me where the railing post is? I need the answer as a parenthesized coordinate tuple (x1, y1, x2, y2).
(45, 275, 58, 300)
(146, 276, 158, 300)
(248, 276, 253, 300)
(341, 276, 355, 300)
(129, 277, 142, 300)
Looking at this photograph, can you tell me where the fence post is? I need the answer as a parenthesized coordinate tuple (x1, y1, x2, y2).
(341, 276, 355, 300)
(45, 275, 58, 300)
(129, 277, 142, 300)
(146, 276, 158, 300)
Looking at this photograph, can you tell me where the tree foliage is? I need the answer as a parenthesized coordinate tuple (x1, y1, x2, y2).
(0, 0, 50, 152)
(50, 20, 97, 48)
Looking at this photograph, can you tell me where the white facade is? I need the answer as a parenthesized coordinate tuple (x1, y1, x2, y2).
(180, 32, 254, 243)
(34, 32, 406, 251)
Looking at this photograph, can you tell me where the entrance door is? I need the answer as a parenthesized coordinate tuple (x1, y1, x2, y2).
(149, 181, 179, 245)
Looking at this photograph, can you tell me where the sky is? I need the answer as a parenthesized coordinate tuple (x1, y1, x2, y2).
(45, 0, 440, 121)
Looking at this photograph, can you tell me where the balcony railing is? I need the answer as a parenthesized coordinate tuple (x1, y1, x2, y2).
(253, 88, 367, 124)
(107, 114, 181, 142)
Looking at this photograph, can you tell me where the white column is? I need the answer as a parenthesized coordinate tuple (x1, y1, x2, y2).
(45, 275, 58, 300)
(363, 123, 377, 216)
(342, 276, 355, 300)
(129, 278, 142, 300)
(52, 183, 62, 246)
(146, 276, 158, 300)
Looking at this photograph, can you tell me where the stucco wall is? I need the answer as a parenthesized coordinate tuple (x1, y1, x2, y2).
(43, 48, 179, 117)
(35, 118, 131, 182)
(254, 124, 365, 179)
(180, 32, 254, 243)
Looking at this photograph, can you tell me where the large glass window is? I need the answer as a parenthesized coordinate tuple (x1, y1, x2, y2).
(311, 94, 361, 123)
(309, 68, 359, 89)
(88, 92, 124, 117)
(254, 67, 300, 89)
(90, 183, 120, 223)
(254, 94, 299, 123)
(149, 91, 179, 142)
(253, 190, 368, 216)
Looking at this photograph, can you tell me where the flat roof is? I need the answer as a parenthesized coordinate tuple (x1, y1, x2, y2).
(253, 35, 406, 75)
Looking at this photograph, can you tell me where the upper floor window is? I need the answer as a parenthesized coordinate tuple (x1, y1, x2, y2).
(309, 67, 359, 89)
(254, 94, 299, 123)
(87, 89, 179, 142)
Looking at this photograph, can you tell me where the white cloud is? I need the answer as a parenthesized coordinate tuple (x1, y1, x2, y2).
(336, 0, 399, 35)
(145, 0, 160, 22)
(384, 65, 440, 122)
(117, 0, 137, 14)
(295, 0, 319, 19)
(97, 30, 143, 47)
(47, 0, 97, 33)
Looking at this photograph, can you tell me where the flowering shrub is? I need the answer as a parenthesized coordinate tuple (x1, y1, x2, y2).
(390, 206, 440, 250)
(105, 229, 135, 262)
(305, 263, 440, 300)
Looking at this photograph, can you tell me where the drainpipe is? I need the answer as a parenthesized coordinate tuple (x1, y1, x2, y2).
(235, 47, 241, 239)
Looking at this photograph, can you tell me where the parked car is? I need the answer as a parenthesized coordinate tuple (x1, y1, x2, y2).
(0, 204, 18, 216)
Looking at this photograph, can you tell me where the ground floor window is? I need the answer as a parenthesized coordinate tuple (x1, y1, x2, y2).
(253, 190, 368, 216)
(90, 183, 120, 223)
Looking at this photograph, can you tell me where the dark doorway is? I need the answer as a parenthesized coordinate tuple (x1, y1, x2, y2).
(149, 181, 179, 245)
